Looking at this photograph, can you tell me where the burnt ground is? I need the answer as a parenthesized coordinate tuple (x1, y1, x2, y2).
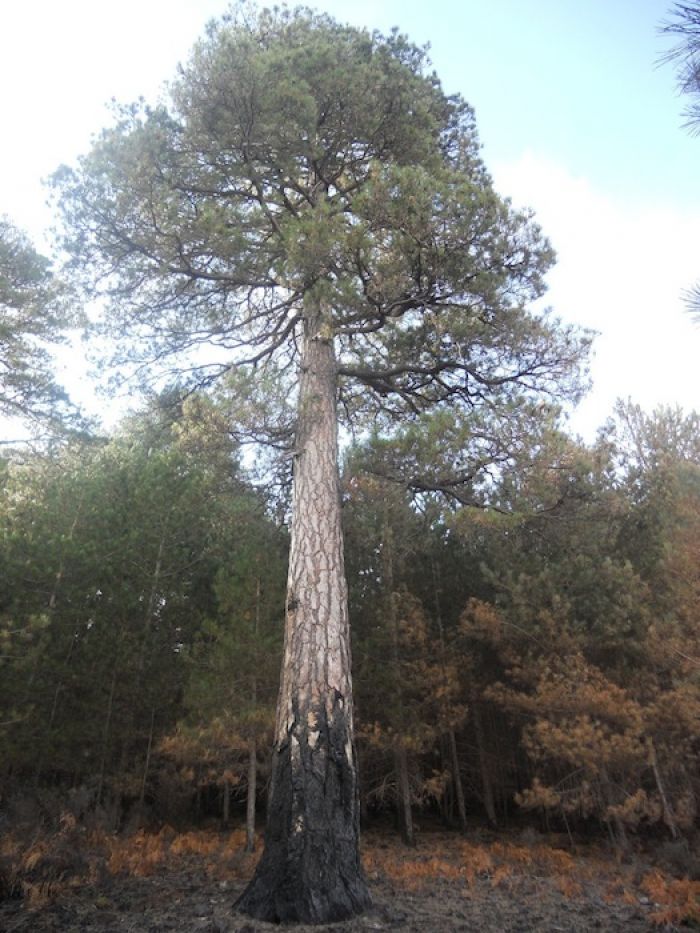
(0, 828, 695, 932)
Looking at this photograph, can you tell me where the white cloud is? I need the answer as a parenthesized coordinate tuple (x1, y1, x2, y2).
(492, 151, 700, 440)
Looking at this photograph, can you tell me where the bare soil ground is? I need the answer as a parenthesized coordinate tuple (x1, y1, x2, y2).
(1, 827, 696, 932)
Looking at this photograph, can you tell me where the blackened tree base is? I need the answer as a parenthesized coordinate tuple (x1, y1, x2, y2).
(235, 697, 372, 923)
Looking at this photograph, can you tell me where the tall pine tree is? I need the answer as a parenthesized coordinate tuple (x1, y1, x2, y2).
(53, 6, 589, 921)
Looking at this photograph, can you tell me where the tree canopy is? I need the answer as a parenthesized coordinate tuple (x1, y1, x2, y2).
(0, 217, 77, 432)
(53, 5, 587, 433)
(662, 2, 700, 132)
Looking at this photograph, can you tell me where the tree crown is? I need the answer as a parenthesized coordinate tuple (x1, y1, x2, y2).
(53, 4, 588, 427)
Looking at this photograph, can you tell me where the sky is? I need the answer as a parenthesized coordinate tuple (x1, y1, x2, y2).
(1, 0, 698, 441)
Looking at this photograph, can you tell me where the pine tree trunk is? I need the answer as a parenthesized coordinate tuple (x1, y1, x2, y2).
(97, 662, 119, 806)
(395, 743, 415, 846)
(245, 740, 256, 851)
(381, 507, 416, 847)
(448, 728, 468, 831)
(601, 765, 629, 854)
(439, 734, 453, 826)
(236, 314, 371, 923)
(33, 635, 76, 785)
(647, 739, 679, 840)
(244, 578, 260, 851)
(137, 706, 156, 827)
(222, 778, 230, 829)
(357, 743, 369, 828)
(33, 507, 83, 785)
(473, 696, 497, 827)
(430, 558, 467, 831)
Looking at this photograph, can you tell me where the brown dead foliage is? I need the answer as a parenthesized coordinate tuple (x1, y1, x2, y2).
(103, 826, 260, 881)
(362, 831, 699, 927)
(1, 825, 698, 928)
(0, 823, 260, 906)
(362, 833, 585, 892)
(641, 869, 700, 927)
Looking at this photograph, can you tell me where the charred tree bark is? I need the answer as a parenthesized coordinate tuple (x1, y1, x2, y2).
(236, 314, 371, 923)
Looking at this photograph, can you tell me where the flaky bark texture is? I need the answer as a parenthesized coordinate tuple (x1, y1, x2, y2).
(236, 317, 371, 923)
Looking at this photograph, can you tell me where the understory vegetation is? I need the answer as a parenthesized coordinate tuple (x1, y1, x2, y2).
(1, 822, 698, 929)
(0, 397, 698, 872)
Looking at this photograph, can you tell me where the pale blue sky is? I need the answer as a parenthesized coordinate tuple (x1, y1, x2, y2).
(1, 0, 698, 439)
(316, 0, 697, 208)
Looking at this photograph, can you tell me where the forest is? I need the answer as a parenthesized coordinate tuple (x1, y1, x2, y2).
(2, 393, 700, 842)
(1, 3, 700, 932)
(1, 396, 699, 837)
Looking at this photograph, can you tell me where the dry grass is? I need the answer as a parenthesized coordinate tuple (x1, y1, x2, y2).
(2, 823, 698, 927)
(361, 832, 699, 927)
(0, 819, 260, 905)
(103, 826, 259, 881)
(641, 869, 700, 927)
(361, 835, 585, 892)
